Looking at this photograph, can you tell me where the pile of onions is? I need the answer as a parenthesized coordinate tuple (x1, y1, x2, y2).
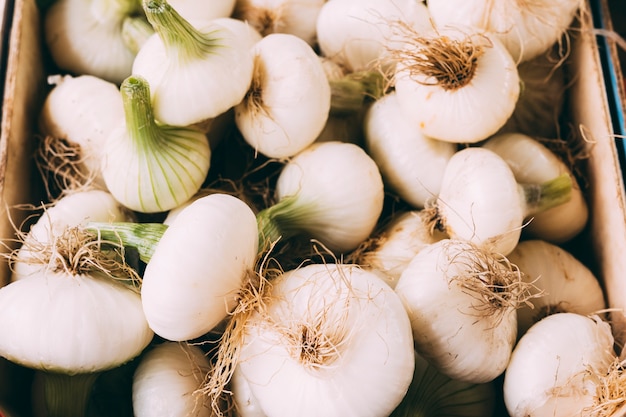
(1, 0, 618, 416)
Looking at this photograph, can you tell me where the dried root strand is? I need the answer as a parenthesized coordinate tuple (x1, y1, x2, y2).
(389, 21, 489, 91)
(35, 134, 98, 200)
(443, 241, 540, 324)
(196, 243, 284, 417)
(589, 358, 626, 416)
(15, 225, 141, 290)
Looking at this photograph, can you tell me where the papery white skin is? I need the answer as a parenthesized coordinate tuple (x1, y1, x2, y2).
(132, 17, 254, 126)
(272, 141, 385, 253)
(358, 210, 447, 289)
(12, 189, 133, 281)
(101, 123, 211, 214)
(132, 342, 213, 417)
(394, 29, 520, 144)
(141, 194, 258, 342)
(44, 0, 138, 84)
(231, 367, 267, 417)
(168, 0, 236, 25)
(0, 271, 153, 373)
(316, 0, 432, 72)
(503, 313, 616, 417)
(364, 91, 456, 208)
(395, 239, 518, 383)
(233, 0, 326, 46)
(427, 0, 581, 63)
(235, 33, 331, 159)
(506, 240, 606, 338)
(483, 132, 588, 243)
(38, 74, 125, 187)
(435, 147, 525, 256)
(236, 263, 415, 417)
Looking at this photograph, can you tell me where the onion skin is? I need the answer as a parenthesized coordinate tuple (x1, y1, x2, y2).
(132, 342, 212, 417)
(140, 194, 259, 342)
(394, 29, 520, 144)
(427, 0, 581, 63)
(235, 263, 415, 417)
(395, 239, 518, 383)
(503, 313, 616, 417)
(506, 240, 606, 338)
(0, 271, 153, 374)
(482, 132, 588, 243)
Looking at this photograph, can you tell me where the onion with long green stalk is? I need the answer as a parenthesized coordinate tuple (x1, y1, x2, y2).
(482, 132, 588, 243)
(426, 0, 582, 63)
(364, 91, 457, 209)
(392, 26, 520, 144)
(100, 75, 211, 214)
(43, 0, 145, 84)
(230, 263, 415, 417)
(427, 147, 573, 256)
(506, 239, 606, 338)
(256, 140, 385, 254)
(132, 0, 254, 127)
(0, 225, 153, 417)
(395, 239, 536, 383)
(234, 33, 332, 159)
(90, 193, 259, 342)
(504, 313, 624, 417)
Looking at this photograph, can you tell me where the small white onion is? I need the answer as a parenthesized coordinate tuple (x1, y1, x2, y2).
(506, 239, 606, 337)
(132, 342, 212, 417)
(427, 0, 581, 63)
(503, 313, 616, 417)
(316, 0, 432, 72)
(235, 263, 415, 417)
(364, 91, 456, 208)
(395, 239, 521, 383)
(235, 33, 331, 159)
(141, 194, 259, 342)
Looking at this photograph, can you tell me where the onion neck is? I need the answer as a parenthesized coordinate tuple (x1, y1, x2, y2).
(40, 371, 99, 417)
(520, 173, 573, 216)
(329, 70, 385, 115)
(120, 75, 164, 152)
(86, 222, 168, 264)
(142, 0, 220, 62)
(256, 196, 314, 250)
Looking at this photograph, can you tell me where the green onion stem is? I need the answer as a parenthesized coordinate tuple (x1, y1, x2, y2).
(40, 371, 99, 417)
(521, 173, 573, 216)
(86, 222, 168, 264)
(329, 70, 386, 115)
(142, 0, 220, 61)
(119, 75, 163, 151)
(256, 196, 316, 250)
